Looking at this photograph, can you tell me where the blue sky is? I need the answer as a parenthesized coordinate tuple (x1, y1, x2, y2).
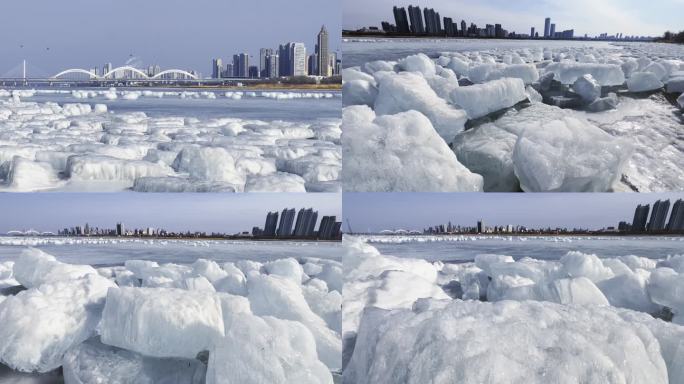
(0, 0, 341, 77)
(343, 0, 682, 37)
(0, 194, 341, 233)
(344, 193, 684, 232)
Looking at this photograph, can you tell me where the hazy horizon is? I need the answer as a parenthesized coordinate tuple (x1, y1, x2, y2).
(344, 193, 684, 233)
(0, 194, 341, 234)
(0, 0, 341, 77)
(343, 0, 682, 38)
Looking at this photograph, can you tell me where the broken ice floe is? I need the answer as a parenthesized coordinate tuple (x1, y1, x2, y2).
(342, 43, 684, 192)
(0, 89, 341, 192)
(0, 248, 342, 383)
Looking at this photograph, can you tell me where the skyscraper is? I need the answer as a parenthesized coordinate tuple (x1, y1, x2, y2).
(408, 5, 424, 34)
(308, 55, 318, 78)
(259, 48, 273, 78)
(212, 58, 223, 79)
(444, 17, 457, 37)
(278, 44, 291, 76)
(531, 27, 535, 37)
(264, 211, 279, 237)
(316, 25, 330, 77)
(632, 204, 650, 232)
(266, 53, 279, 78)
(318, 215, 339, 240)
(232, 53, 249, 77)
(393, 6, 410, 33)
(294, 208, 318, 237)
(116, 222, 125, 236)
(667, 199, 684, 231)
(277, 208, 296, 237)
(248, 66, 259, 78)
(648, 200, 670, 231)
(103, 63, 112, 77)
(291, 42, 307, 76)
(550, 23, 556, 37)
(544, 17, 551, 38)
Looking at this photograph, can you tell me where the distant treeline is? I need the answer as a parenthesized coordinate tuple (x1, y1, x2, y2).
(655, 31, 684, 44)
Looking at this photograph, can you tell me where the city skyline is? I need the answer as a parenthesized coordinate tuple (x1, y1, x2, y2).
(343, 193, 684, 233)
(0, 194, 341, 234)
(210, 26, 338, 80)
(343, 0, 681, 38)
(0, 0, 341, 76)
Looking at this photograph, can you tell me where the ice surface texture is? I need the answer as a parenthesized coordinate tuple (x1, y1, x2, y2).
(0, 89, 341, 192)
(342, 42, 684, 192)
(0, 248, 342, 382)
(342, 106, 483, 192)
(342, 237, 684, 383)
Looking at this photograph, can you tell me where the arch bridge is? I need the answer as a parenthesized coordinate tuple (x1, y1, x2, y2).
(51, 66, 198, 80)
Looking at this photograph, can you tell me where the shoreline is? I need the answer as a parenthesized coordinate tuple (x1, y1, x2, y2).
(356, 233, 684, 238)
(0, 235, 342, 243)
(0, 83, 342, 91)
(342, 32, 653, 43)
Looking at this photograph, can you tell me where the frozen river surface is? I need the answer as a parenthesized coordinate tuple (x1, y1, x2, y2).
(0, 236, 343, 265)
(364, 235, 684, 262)
(0, 87, 342, 192)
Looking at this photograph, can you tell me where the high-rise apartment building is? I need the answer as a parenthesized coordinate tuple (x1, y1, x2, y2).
(232, 53, 249, 77)
(277, 208, 296, 237)
(648, 200, 670, 231)
(212, 58, 223, 79)
(408, 5, 424, 34)
(264, 211, 279, 237)
(632, 204, 650, 232)
(316, 25, 330, 76)
(291, 42, 307, 76)
(544, 17, 551, 38)
(393, 6, 410, 33)
(259, 48, 273, 78)
(667, 199, 684, 231)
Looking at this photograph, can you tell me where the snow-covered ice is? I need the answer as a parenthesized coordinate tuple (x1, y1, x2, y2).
(0, 88, 341, 192)
(342, 40, 684, 192)
(0, 245, 342, 381)
(342, 236, 684, 383)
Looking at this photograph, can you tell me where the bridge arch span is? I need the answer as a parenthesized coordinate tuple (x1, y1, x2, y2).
(51, 68, 100, 79)
(152, 69, 197, 80)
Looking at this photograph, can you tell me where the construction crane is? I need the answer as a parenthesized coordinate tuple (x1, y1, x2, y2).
(345, 219, 353, 234)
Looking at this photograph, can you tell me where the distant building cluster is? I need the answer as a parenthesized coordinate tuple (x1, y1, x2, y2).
(253, 208, 342, 240)
(423, 220, 538, 235)
(58, 222, 179, 237)
(618, 199, 684, 233)
(356, 5, 655, 41)
(211, 25, 340, 80)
